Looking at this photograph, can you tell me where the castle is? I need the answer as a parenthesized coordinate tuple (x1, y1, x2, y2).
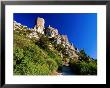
(14, 17, 79, 61)
(32, 17, 69, 46)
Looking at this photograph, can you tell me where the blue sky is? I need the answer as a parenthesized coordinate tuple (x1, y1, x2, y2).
(14, 13, 97, 59)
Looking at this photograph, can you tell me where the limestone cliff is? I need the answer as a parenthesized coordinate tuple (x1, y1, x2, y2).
(13, 17, 79, 62)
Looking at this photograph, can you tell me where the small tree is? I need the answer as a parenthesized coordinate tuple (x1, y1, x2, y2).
(78, 50, 87, 61)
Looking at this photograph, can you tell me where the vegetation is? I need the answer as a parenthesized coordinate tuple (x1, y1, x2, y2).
(70, 50, 97, 75)
(13, 29, 62, 75)
(14, 26, 97, 75)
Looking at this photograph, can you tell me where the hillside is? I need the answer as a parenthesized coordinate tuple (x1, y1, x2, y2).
(14, 23, 64, 75)
(13, 19, 97, 75)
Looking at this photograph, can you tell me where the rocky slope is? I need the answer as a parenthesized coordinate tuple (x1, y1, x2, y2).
(13, 21, 79, 75)
(14, 21, 79, 61)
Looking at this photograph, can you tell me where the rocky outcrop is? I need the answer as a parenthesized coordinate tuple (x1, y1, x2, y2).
(14, 21, 28, 31)
(13, 17, 79, 61)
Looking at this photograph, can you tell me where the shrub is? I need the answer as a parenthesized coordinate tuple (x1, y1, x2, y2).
(46, 59, 58, 72)
(79, 61, 97, 75)
(36, 35, 50, 50)
(26, 62, 50, 75)
(35, 64, 50, 75)
(70, 59, 97, 75)
(14, 47, 24, 60)
(54, 57, 63, 67)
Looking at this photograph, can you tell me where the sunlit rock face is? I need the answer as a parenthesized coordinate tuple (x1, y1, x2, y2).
(60, 35, 69, 47)
(14, 17, 79, 61)
(28, 32, 39, 40)
(55, 35, 62, 44)
(45, 25, 59, 38)
(13, 21, 28, 31)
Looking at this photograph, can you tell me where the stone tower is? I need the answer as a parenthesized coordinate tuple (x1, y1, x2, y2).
(34, 17, 45, 34)
(37, 17, 45, 28)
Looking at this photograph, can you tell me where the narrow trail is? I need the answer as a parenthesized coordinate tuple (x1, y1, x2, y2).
(57, 64, 75, 75)
(61, 65, 75, 75)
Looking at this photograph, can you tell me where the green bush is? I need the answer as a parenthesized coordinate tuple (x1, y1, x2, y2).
(79, 61, 97, 75)
(46, 59, 58, 72)
(70, 60, 97, 75)
(14, 47, 24, 61)
(54, 57, 63, 67)
(26, 62, 50, 75)
(35, 64, 50, 75)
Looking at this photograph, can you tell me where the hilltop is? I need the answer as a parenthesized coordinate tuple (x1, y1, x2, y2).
(13, 17, 97, 75)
